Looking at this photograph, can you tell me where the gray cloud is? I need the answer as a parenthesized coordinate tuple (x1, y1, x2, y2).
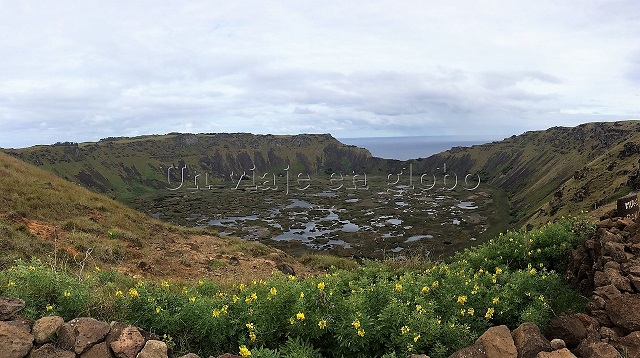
(1, 1, 639, 148)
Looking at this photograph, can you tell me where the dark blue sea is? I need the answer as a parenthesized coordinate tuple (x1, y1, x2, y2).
(338, 135, 503, 161)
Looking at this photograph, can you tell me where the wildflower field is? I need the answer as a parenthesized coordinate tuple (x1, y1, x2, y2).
(0, 216, 594, 357)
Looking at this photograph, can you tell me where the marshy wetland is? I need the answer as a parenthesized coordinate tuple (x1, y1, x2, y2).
(130, 174, 511, 259)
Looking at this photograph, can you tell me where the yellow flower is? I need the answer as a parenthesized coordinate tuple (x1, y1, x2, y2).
(357, 329, 365, 337)
(299, 292, 305, 298)
(128, 288, 139, 298)
(288, 275, 296, 280)
(495, 267, 503, 275)
(352, 319, 361, 329)
(457, 296, 467, 305)
(28, 266, 36, 271)
(460, 309, 466, 316)
(413, 334, 421, 342)
(394, 283, 403, 292)
(46, 304, 53, 311)
(249, 332, 256, 342)
(182, 287, 188, 294)
(198, 279, 204, 286)
(416, 304, 424, 314)
(95, 266, 101, 272)
(492, 297, 500, 305)
(296, 312, 305, 321)
(115, 290, 123, 297)
(318, 320, 327, 329)
(289, 318, 295, 325)
(401, 326, 410, 335)
(239, 345, 251, 357)
(431, 281, 439, 288)
(212, 309, 220, 317)
(246, 323, 255, 330)
(156, 306, 162, 313)
(136, 280, 144, 287)
(233, 295, 239, 303)
(317, 282, 325, 291)
(421, 286, 430, 294)
(529, 268, 537, 275)
(539, 295, 545, 302)
(467, 308, 474, 316)
(189, 296, 196, 303)
(221, 305, 229, 314)
(251, 292, 258, 300)
(7, 281, 15, 287)
(485, 307, 495, 319)
(161, 281, 169, 288)
(270, 287, 277, 296)
(239, 283, 246, 290)
(63, 291, 71, 297)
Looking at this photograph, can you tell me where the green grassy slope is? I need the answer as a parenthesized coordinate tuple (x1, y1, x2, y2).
(4, 133, 384, 200)
(412, 121, 640, 225)
(6, 121, 640, 230)
(0, 151, 311, 280)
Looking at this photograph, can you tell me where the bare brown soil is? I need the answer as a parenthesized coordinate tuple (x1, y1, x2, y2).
(3, 211, 315, 285)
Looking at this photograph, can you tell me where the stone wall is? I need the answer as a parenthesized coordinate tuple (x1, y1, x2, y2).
(0, 298, 236, 358)
(448, 216, 640, 358)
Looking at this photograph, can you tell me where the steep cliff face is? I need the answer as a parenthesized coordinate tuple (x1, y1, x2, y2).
(5, 121, 640, 226)
(3, 133, 391, 199)
(409, 121, 640, 224)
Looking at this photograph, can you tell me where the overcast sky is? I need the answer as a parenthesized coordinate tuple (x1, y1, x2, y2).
(1, 1, 639, 148)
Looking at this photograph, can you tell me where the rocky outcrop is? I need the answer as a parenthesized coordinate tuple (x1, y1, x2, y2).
(0, 297, 26, 320)
(33, 315, 65, 344)
(452, 215, 640, 358)
(0, 320, 33, 358)
(511, 322, 552, 358)
(0, 301, 233, 358)
(565, 216, 640, 341)
(475, 325, 518, 357)
(58, 317, 111, 355)
(448, 322, 555, 358)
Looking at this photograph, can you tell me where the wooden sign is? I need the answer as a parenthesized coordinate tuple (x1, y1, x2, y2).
(617, 192, 638, 219)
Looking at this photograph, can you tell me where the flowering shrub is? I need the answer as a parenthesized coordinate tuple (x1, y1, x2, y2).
(0, 216, 592, 357)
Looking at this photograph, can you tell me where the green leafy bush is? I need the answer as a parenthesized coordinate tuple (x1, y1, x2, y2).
(0, 216, 593, 357)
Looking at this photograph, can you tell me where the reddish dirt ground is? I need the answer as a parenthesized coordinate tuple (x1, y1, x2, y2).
(15, 217, 313, 285)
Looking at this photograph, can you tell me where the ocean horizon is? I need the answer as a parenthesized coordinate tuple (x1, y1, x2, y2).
(337, 135, 504, 161)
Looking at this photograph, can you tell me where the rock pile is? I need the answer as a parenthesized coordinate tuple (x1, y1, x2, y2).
(448, 323, 575, 358)
(449, 216, 640, 357)
(0, 297, 233, 358)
